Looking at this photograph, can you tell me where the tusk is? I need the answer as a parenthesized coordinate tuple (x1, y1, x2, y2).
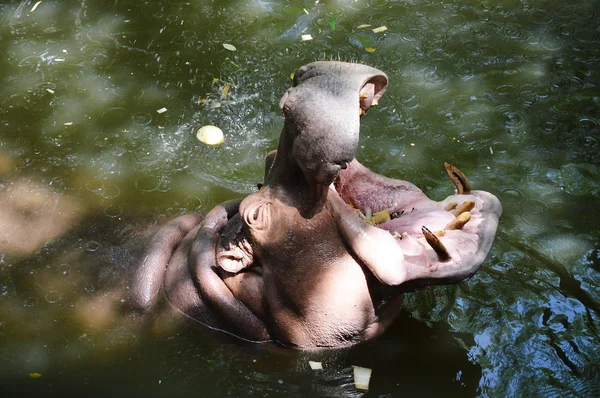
(452, 200, 475, 216)
(422, 226, 451, 262)
(445, 211, 471, 230)
(444, 162, 471, 194)
(444, 201, 458, 211)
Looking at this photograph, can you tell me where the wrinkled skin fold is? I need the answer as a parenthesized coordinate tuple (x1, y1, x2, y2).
(128, 61, 502, 348)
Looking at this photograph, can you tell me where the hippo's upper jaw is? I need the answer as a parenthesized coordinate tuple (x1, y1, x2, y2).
(268, 62, 389, 192)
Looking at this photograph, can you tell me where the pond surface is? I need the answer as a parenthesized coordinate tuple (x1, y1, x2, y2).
(1, 0, 599, 396)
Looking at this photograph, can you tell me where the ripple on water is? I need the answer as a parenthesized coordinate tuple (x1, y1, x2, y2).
(550, 98, 575, 115)
(85, 179, 104, 192)
(132, 112, 152, 126)
(44, 290, 62, 304)
(100, 107, 129, 131)
(530, 9, 553, 25)
(493, 104, 527, 134)
(499, 186, 530, 207)
(57, 263, 71, 278)
(579, 132, 600, 150)
(103, 204, 123, 218)
(100, 185, 120, 199)
(85, 240, 102, 253)
(421, 66, 451, 94)
(515, 199, 552, 236)
(515, 159, 545, 176)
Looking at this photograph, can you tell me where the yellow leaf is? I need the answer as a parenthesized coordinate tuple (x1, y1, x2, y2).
(290, 72, 295, 80)
(221, 83, 231, 99)
(365, 47, 376, 53)
(29, 373, 42, 379)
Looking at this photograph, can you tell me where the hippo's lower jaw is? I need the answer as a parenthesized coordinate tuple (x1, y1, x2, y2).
(330, 159, 502, 289)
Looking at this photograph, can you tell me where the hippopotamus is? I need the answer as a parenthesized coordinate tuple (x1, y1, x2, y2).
(129, 61, 502, 348)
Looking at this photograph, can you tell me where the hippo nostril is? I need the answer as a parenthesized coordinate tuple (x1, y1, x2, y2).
(339, 162, 347, 170)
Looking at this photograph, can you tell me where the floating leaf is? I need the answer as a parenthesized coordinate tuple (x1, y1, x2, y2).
(221, 83, 231, 99)
(353, 366, 372, 390)
(196, 125, 224, 146)
(301, 34, 313, 41)
(365, 47, 376, 53)
(329, 17, 336, 31)
(212, 77, 220, 83)
(372, 26, 388, 33)
(357, 24, 371, 29)
(29, 372, 42, 379)
(290, 72, 295, 80)
(308, 361, 323, 370)
(222, 43, 237, 51)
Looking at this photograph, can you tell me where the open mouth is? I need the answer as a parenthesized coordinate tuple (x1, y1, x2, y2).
(332, 161, 483, 265)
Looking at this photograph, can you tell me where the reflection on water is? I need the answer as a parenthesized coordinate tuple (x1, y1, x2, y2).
(1, 0, 599, 396)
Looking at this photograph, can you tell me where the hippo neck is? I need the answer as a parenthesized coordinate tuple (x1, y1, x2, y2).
(265, 123, 328, 218)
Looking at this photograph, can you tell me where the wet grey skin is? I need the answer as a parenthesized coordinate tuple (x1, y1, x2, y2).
(129, 61, 502, 348)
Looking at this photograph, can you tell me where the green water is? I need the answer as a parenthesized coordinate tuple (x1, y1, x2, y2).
(1, 0, 599, 396)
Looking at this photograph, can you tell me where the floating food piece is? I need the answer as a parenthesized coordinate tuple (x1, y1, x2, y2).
(372, 26, 388, 33)
(156, 107, 167, 114)
(357, 24, 372, 29)
(371, 210, 391, 225)
(196, 125, 224, 146)
(353, 366, 372, 390)
(301, 34, 313, 41)
(365, 47, 376, 53)
(308, 361, 323, 370)
(29, 372, 42, 379)
(222, 43, 237, 51)
(30, 1, 42, 12)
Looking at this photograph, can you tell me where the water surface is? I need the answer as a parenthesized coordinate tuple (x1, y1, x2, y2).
(1, 0, 599, 396)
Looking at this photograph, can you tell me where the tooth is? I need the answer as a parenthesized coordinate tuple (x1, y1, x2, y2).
(422, 226, 451, 262)
(452, 200, 475, 216)
(360, 93, 369, 100)
(444, 202, 458, 211)
(444, 162, 471, 194)
(359, 108, 365, 116)
(445, 211, 471, 230)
